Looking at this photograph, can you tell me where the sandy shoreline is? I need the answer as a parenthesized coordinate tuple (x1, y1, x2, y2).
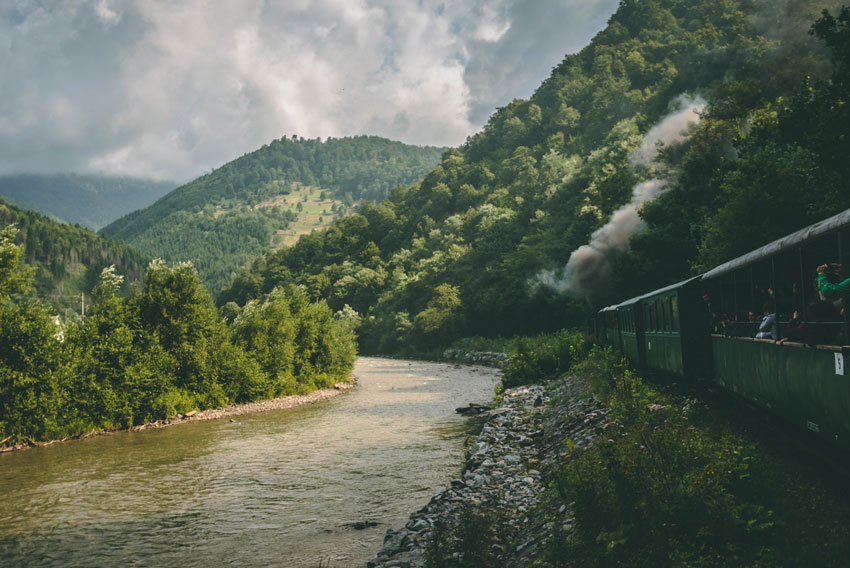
(0, 377, 356, 454)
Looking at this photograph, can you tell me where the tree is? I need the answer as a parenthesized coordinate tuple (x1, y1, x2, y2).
(0, 225, 33, 300)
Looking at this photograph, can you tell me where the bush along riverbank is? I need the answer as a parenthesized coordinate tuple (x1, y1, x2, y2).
(371, 345, 850, 567)
(0, 234, 358, 449)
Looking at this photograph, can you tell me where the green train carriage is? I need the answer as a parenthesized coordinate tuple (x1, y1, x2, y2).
(596, 207, 850, 451)
(617, 294, 645, 367)
(615, 276, 711, 379)
(700, 208, 850, 450)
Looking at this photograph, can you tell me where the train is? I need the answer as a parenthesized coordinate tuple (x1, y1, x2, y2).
(595, 207, 850, 451)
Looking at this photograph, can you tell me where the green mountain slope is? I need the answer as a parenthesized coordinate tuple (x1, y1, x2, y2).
(0, 174, 175, 230)
(218, 0, 850, 354)
(0, 199, 148, 312)
(100, 135, 445, 294)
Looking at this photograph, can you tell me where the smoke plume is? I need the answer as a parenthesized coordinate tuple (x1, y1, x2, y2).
(536, 95, 706, 307)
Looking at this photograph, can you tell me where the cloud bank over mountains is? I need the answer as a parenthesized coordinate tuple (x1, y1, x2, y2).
(0, 0, 618, 182)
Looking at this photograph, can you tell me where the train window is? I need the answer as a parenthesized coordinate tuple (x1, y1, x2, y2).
(773, 250, 802, 316)
(802, 233, 846, 345)
(666, 296, 673, 332)
(720, 273, 735, 325)
(671, 295, 679, 332)
(751, 260, 774, 314)
(663, 297, 672, 332)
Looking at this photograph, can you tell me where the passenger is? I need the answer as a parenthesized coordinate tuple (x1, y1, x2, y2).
(817, 263, 850, 299)
(743, 310, 759, 337)
(755, 303, 778, 340)
(778, 310, 806, 344)
(720, 315, 735, 337)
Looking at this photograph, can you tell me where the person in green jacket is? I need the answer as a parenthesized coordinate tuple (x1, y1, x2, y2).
(817, 263, 850, 299)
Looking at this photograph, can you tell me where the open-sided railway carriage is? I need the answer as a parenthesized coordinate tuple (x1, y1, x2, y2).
(597, 208, 850, 451)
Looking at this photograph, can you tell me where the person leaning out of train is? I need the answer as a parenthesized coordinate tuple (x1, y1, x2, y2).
(755, 303, 778, 340)
(817, 263, 850, 299)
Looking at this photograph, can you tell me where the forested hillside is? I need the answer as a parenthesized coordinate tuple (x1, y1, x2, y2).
(0, 199, 148, 311)
(219, 0, 850, 355)
(101, 136, 444, 294)
(0, 174, 175, 230)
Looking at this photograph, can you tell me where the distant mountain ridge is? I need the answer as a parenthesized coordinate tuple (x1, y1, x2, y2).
(0, 174, 176, 230)
(100, 135, 445, 295)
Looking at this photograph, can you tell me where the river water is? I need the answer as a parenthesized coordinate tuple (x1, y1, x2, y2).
(0, 357, 499, 567)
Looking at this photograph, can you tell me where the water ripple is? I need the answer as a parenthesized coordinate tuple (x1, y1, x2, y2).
(0, 358, 499, 566)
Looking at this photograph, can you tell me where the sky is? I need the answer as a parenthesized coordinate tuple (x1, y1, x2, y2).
(1, 0, 619, 182)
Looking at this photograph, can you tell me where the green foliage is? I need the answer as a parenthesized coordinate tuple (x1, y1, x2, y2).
(101, 136, 444, 294)
(551, 347, 779, 566)
(0, 199, 148, 312)
(0, 300, 62, 443)
(424, 500, 512, 568)
(0, 246, 357, 446)
(0, 224, 33, 301)
(230, 285, 357, 395)
(501, 329, 587, 388)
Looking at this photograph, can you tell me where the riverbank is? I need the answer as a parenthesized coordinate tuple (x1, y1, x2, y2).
(370, 351, 850, 567)
(368, 375, 602, 567)
(0, 378, 356, 454)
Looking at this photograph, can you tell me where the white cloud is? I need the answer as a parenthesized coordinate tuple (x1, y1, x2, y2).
(0, 0, 619, 181)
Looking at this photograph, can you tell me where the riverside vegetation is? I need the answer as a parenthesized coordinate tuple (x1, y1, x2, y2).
(380, 336, 850, 567)
(0, 224, 357, 447)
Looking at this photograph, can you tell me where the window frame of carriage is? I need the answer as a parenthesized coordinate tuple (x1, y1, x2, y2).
(701, 210, 850, 346)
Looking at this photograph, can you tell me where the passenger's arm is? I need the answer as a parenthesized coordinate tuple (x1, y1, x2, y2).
(817, 274, 850, 299)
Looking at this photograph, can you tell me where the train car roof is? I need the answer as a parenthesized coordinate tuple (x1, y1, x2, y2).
(703, 207, 850, 280)
(599, 305, 619, 313)
(617, 275, 703, 308)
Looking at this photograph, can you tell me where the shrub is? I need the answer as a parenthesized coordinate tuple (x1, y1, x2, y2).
(501, 329, 587, 388)
(424, 500, 511, 568)
(549, 348, 779, 566)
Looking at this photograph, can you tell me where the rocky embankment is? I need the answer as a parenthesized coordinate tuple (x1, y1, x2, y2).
(442, 349, 509, 367)
(369, 375, 609, 567)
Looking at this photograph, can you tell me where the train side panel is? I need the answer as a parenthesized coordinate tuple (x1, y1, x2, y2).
(618, 302, 645, 368)
(645, 330, 685, 376)
(712, 337, 850, 451)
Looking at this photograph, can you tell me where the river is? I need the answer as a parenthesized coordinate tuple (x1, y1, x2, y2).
(0, 357, 500, 567)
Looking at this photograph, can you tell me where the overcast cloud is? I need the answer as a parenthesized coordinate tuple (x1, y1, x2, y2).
(0, 0, 618, 182)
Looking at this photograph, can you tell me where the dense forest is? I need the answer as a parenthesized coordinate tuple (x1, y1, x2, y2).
(0, 199, 149, 311)
(219, 0, 850, 355)
(0, 174, 175, 230)
(101, 136, 445, 293)
(0, 225, 357, 445)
